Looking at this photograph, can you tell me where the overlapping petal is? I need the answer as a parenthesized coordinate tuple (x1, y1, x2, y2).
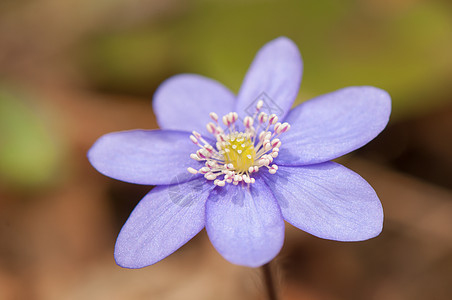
(277, 86, 391, 165)
(114, 177, 213, 268)
(205, 179, 285, 267)
(88, 130, 200, 185)
(236, 37, 302, 121)
(262, 162, 383, 241)
(153, 74, 236, 135)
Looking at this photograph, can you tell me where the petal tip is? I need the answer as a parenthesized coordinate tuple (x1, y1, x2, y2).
(348, 85, 392, 111)
(267, 36, 297, 48)
(113, 246, 143, 269)
(113, 233, 159, 269)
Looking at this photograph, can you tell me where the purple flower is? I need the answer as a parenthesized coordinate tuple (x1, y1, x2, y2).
(88, 37, 391, 268)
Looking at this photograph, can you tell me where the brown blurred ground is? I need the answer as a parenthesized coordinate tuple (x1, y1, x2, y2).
(1, 1, 452, 300)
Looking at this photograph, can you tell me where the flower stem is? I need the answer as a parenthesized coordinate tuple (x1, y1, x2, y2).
(261, 262, 278, 300)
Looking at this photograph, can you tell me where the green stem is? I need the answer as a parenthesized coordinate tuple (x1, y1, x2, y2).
(261, 262, 278, 300)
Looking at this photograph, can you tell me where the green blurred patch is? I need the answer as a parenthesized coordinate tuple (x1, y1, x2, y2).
(0, 88, 63, 189)
(81, 28, 179, 96)
(79, 0, 452, 119)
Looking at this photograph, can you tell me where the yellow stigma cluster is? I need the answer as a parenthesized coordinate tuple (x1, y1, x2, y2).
(220, 134, 256, 173)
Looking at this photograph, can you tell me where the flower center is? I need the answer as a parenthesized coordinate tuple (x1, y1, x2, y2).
(221, 134, 255, 173)
(187, 100, 290, 186)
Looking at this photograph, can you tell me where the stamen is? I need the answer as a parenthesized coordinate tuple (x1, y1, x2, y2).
(187, 167, 198, 174)
(222, 115, 229, 126)
(206, 122, 217, 134)
(190, 135, 198, 144)
(258, 112, 268, 123)
(244, 116, 254, 128)
(209, 112, 218, 122)
(256, 100, 264, 110)
(269, 114, 278, 125)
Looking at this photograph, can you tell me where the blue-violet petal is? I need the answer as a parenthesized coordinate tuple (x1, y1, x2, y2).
(262, 162, 383, 241)
(278, 86, 391, 165)
(206, 179, 285, 267)
(236, 37, 302, 121)
(88, 130, 200, 185)
(115, 177, 213, 268)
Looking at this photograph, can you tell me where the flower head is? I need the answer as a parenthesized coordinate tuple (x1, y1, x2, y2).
(88, 37, 391, 268)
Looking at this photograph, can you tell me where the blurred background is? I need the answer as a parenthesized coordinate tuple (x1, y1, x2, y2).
(1, 0, 452, 299)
